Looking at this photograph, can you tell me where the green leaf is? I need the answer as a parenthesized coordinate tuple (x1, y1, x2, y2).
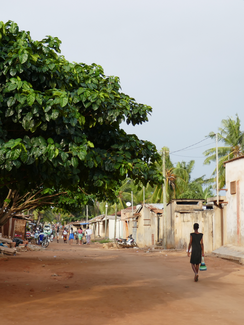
(77, 88, 85, 95)
(60, 97, 68, 107)
(7, 97, 15, 108)
(114, 163, 120, 169)
(61, 151, 68, 162)
(88, 160, 94, 168)
(27, 93, 35, 106)
(87, 141, 94, 148)
(71, 157, 78, 168)
(47, 138, 54, 144)
(77, 150, 86, 160)
(13, 160, 21, 168)
(19, 53, 28, 64)
(94, 180, 103, 187)
(44, 105, 52, 113)
(51, 110, 59, 120)
(10, 149, 21, 160)
(7, 83, 17, 92)
(54, 148, 59, 157)
(36, 95, 42, 105)
(30, 120, 42, 133)
(5, 161, 13, 171)
(78, 115, 85, 125)
(5, 107, 15, 117)
(31, 54, 39, 62)
(17, 80, 22, 90)
(10, 68, 16, 76)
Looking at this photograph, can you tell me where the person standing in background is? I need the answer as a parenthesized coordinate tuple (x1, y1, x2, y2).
(69, 227, 74, 245)
(78, 227, 83, 245)
(85, 226, 92, 245)
(56, 225, 60, 243)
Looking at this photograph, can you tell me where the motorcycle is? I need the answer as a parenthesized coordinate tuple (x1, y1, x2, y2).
(26, 231, 35, 244)
(126, 234, 136, 246)
(116, 234, 136, 247)
(34, 231, 49, 248)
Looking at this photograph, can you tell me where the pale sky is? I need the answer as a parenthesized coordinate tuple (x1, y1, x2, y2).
(2, 0, 244, 183)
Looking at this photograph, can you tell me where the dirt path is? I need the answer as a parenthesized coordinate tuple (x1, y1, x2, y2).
(0, 242, 244, 325)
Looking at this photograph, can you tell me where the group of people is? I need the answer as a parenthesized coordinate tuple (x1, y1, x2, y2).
(57, 226, 92, 245)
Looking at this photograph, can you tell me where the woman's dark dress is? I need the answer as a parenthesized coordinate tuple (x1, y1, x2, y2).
(190, 232, 203, 264)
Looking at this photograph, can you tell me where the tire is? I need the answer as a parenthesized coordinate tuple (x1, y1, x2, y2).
(42, 239, 49, 248)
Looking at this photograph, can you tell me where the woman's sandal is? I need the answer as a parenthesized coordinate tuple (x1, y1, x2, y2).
(194, 274, 199, 282)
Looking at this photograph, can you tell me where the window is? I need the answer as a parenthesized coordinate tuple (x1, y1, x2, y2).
(230, 181, 236, 195)
(176, 201, 198, 205)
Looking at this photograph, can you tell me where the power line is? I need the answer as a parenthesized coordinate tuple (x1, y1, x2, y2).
(170, 138, 209, 154)
(177, 141, 216, 152)
(170, 153, 205, 159)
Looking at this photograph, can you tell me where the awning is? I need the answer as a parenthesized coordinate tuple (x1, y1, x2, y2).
(80, 222, 89, 225)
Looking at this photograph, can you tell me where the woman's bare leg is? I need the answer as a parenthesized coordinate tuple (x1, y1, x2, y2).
(191, 264, 199, 282)
(195, 264, 199, 274)
(191, 264, 197, 274)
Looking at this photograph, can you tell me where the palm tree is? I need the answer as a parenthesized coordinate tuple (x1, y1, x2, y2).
(99, 178, 153, 215)
(149, 149, 195, 203)
(203, 114, 244, 188)
(150, 150, 213, 202)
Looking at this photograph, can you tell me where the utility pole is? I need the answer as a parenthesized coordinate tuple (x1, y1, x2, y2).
(114, 203, 117, 242)
(163, 149, 167, 249)
(143, 186, 145, 206)
(105, 203, 108, 239)
(131, 191, 133, 230)
(216, 134, 219, 205)
(86, 205, 88, 225)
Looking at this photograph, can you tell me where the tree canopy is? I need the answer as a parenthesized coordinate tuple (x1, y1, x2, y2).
(0, 21, 162, 225)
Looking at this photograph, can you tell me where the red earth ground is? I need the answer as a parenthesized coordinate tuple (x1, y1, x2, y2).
(0, 241, 244, 325)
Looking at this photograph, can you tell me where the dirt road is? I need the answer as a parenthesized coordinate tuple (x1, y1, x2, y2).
(0, 242, 244, 325)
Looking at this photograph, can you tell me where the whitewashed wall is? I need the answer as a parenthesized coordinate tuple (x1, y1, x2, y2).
(225, 157, 244, 246)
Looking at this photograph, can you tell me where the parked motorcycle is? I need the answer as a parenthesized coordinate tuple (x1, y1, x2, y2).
(116, 234, 136, 247)
(26, 231, 35, 243)
(126, 234, 136, 246)
(34, 231, 49, 248)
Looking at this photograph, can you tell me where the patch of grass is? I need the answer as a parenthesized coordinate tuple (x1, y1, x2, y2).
(92, 239, 111, 244)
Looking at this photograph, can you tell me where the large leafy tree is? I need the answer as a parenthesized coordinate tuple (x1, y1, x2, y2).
(0, 21, 162, 225)
(203, 115, 244, 188)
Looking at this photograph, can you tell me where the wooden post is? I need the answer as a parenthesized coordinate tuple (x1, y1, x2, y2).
(8, 217, 12, 238)
(86, 205, 88, 225)
(114, 203, 117, 242)
(216, 133, 219, 205)
(105, 203, 108, 239)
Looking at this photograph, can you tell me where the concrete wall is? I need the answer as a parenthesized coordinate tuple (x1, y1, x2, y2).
(91, 220, 104, 238)
(172, 207, 223, 253)
(135, 200, 224, 253)
(108, 219, 123, 239)
(225, 157, 244, 246)
(136, 207, 161, 247)
(165, 200, 224, 253)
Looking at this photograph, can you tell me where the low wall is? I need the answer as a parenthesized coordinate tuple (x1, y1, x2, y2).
(173, 207, 223, 253)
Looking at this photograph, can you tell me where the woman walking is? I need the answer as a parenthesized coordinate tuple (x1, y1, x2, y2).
(63, 228, 68, 243)
(188, 223, 204, 282)
(69, 227, 74, 245)
(78, 227, 83, 245)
